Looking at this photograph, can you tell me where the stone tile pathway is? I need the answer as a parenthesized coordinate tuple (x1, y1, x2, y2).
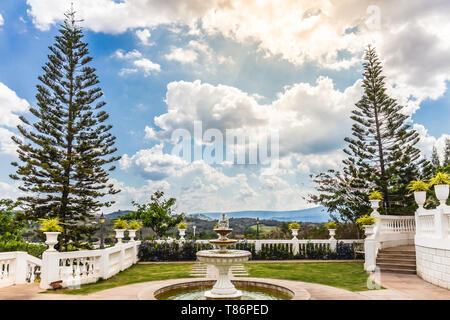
(1, 266, 450, 300)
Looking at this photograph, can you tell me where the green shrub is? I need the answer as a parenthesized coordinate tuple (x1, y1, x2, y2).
(113, 218, 128, 230)
(39, 218, 63, 232)
(356, 215, 375, 228)
(138, 240, 358, 262)
(288, 222, 300, 230)
(428, 172, 450, 186)
(0, 240, 46, 258)
(177, 222, 187, 229)
(325, 222, 338, 229)
(368, 191, 383, 200)
(127, 220, 143, 230)
(407, 180, 429, 192)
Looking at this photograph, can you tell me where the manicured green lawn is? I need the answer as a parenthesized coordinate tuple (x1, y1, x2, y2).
(243, 261, 375, 292)
(44, 263, 193, 295)
(44, 261, 375, 295)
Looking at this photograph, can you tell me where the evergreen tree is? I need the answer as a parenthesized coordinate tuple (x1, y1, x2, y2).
(343, 46, 424, 214)
(309, 46, 425, 217)
(431, 146, 441, 172)
(444, 138, 450, 166)
(10, 8, 120, 250)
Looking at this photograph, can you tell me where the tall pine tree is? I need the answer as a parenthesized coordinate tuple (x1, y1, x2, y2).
(10, 8, 120, 250)
(309, 46, 426, 218)
(444, 138, 450, 166)
(431, 146, 441, 172)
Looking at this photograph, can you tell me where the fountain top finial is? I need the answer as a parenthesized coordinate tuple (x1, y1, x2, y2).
(218, 213, 229, 229)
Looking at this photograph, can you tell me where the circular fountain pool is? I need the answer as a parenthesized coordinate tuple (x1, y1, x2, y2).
(154, 280, 293, 300)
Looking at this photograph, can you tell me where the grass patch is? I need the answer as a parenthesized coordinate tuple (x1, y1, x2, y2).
(244, 261, 376, 292)
(248, 224, 277, 234)
(43, 263, 193, 295)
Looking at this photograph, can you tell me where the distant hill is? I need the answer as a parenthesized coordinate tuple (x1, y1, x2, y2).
(107, 206, 332, 223)
(186, 213, 215, 221)
(106, 210, 132, 219)
(191, 207, 331, 223)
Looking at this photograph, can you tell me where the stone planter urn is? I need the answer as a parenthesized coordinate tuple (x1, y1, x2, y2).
(291, 229, 299, 240)
(128, 229, 137, 241)
(434, 184, 449, 205)
(114, 229, 125, 244)
(179, 228, 186, 241)
(44, 232, 60, 252)
(328, 229, 336, 240)
(364, 225, 375, 237)
(369, 199, 380, 209)
(369, 199, 381, 217)
(414, 191, 427, 208)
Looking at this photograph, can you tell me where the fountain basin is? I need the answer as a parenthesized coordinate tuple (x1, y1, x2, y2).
(196, 249, 251, 299)
(154, 280, 294, 300)
(196, 249, 251, 263)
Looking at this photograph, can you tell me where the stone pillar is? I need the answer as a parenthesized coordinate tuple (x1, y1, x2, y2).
(364, 225, 376, 272)
(40, 251, 60, 289)
(14, 252, 29, 284)
(292, 238, 299, 255)
(119, 245, 125, 271)
(255, 240, 261, 253)
(330, 239, 337, 252)
(99, 248, 110, 279)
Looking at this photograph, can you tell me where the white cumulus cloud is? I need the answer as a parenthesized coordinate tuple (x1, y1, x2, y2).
(0, 82, 29, 156)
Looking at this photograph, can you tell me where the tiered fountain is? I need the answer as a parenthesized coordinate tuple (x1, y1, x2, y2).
(196, 214, 251, 300)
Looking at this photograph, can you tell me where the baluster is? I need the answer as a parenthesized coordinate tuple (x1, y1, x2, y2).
(81, 258, 87, 279)
(69, 258, 74, 280)
(30, 264, 36, 282)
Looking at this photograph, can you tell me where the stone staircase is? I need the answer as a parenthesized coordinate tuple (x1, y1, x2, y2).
(376, 246, 416, 274)
(230, 264, 249, 277)
(190, 262, 207, 277)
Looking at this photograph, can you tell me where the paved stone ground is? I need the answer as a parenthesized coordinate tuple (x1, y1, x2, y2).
(1, 262, 450, 300)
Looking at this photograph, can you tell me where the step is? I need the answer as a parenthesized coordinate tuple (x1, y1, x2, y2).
(377, 257, 416, 264)
(377, 262, 416, 270)
(377, 253, 416, 260)
(379, 250, 415, 255)
(378, 267, 416, 275)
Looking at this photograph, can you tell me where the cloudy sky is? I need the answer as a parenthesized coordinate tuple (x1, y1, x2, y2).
(0, 0, 449, 214)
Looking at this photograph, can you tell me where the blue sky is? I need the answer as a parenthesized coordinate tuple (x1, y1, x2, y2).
(0, 0, 449, 214)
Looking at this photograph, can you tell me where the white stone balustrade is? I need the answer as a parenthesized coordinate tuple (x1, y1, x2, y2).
(155, 238, 363, 256)
(39, 241, 141, 290)
(364, 215, 416, 272)
(414, 185, 450, 289)
(0, 252, 42, 288)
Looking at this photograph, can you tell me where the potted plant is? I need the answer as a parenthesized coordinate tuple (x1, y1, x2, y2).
(325, 221, 338, 240)
(288, 222, 300, 239)
(356, 215, 376, 236)
(407, 179, 429, 208)
(127, 220, 143, 241)
(368, 191, 383, 208)
(177, 222, 187, 240)
(39, 218, 63, 252)
(113, 218, 128, 244)
(428, 172, 450, 204)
